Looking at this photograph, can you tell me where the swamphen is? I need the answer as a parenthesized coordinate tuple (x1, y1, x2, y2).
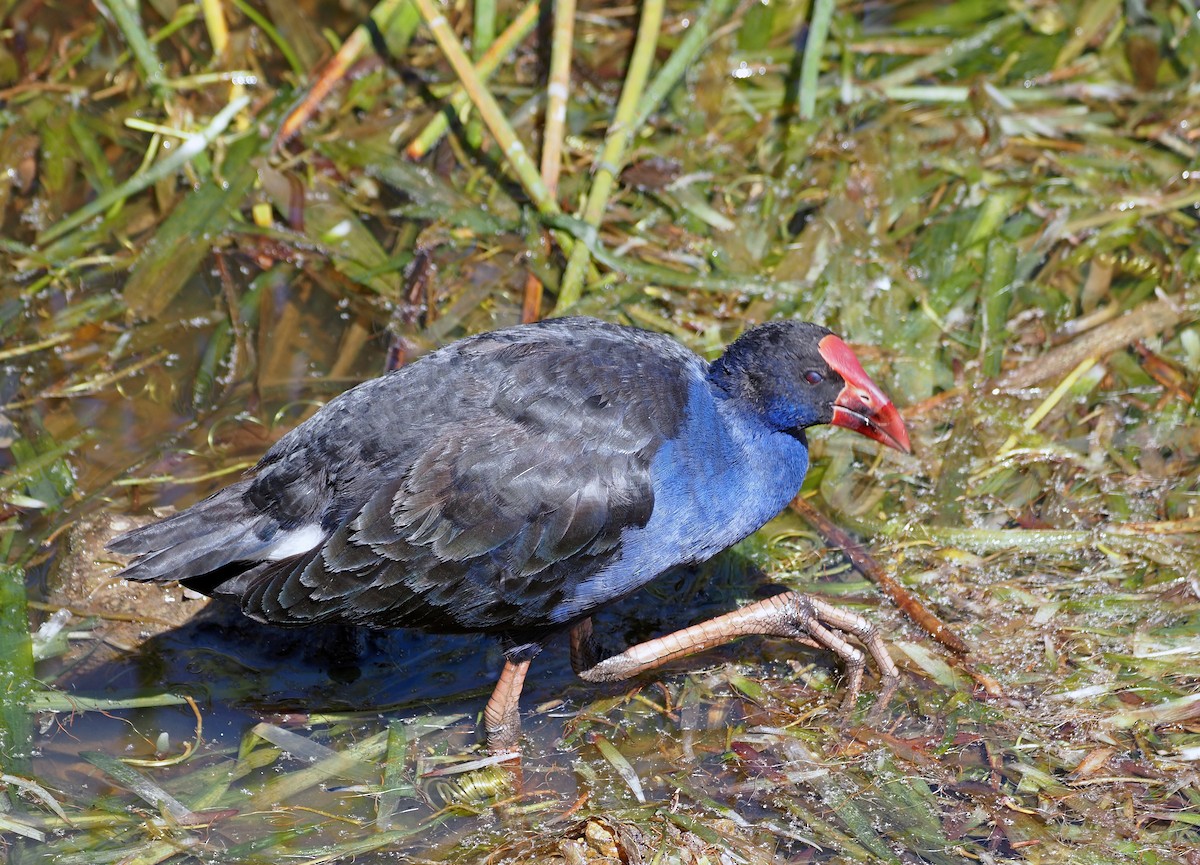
(108, 317, 910, 751)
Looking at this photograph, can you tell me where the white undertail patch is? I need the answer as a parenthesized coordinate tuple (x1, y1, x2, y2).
(263, 525, 325, 560)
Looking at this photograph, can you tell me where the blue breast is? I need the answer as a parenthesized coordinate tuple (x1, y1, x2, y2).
(559, 376, 811, 620)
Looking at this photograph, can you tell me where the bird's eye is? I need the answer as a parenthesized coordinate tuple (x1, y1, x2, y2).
(804, 370, 824, 385)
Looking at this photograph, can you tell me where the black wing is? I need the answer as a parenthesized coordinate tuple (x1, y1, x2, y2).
(110, 319, 695, 636)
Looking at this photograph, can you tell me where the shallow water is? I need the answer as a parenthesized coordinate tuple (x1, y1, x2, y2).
(4, 0, 1200, 861)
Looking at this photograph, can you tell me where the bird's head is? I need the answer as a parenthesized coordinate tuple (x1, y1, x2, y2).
(708, 320, 911, 453)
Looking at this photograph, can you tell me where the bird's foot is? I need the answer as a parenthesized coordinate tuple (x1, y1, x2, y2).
(792, 593, 900, 713)
(570, 591, 900, 712)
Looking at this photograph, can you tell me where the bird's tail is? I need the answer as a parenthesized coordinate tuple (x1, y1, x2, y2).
(106, 480, 279, 583)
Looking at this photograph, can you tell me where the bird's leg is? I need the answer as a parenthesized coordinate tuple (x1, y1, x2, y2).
(568, 617, 601, 674)
(574, 591, 900, 709)
(483, 657, 531, 754)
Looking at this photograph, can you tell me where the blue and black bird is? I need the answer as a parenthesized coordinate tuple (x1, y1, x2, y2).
(108, 317, 910, 751)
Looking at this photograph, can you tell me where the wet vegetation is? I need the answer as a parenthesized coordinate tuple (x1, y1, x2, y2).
(2, 0, 1200, 861)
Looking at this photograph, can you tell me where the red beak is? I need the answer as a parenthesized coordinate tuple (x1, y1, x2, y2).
(817, 334, 911, 454)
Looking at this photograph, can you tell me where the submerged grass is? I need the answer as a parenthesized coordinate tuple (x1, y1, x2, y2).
(1, 0, 1199, 861)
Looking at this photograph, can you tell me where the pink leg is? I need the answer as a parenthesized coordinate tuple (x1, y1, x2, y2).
(483, 657, 531, 754)
(572, 591, 899, 708)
